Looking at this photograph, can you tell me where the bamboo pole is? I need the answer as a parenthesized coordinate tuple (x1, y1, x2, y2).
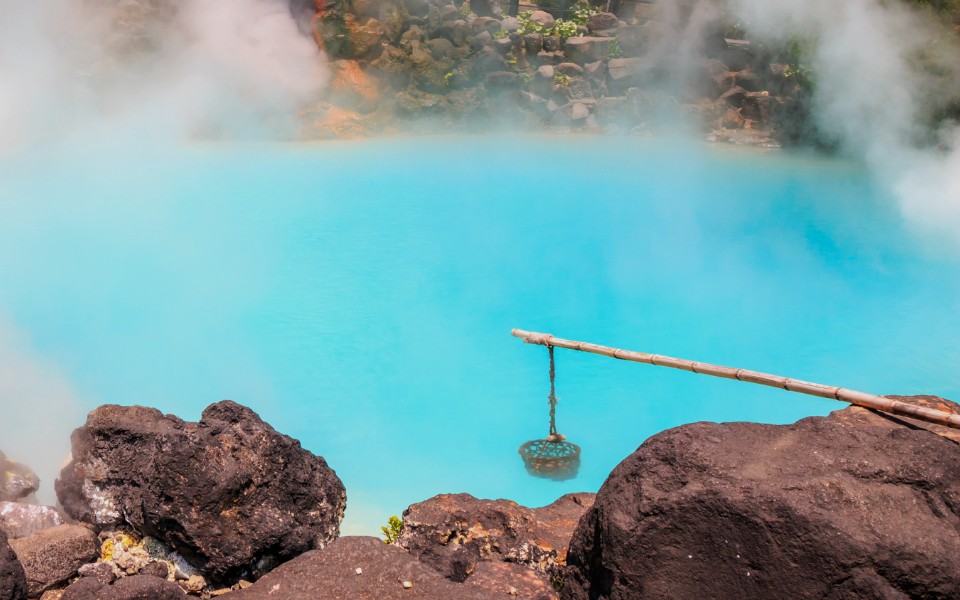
(511, 329, 960, 431)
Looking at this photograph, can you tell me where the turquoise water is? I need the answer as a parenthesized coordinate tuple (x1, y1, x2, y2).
(1, 135, 958, 534)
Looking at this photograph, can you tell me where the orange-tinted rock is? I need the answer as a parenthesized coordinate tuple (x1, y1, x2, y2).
(398, 492, 594, 582)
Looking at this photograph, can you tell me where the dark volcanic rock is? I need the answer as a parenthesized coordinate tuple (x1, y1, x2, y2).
(227, 536, 491, 600)
(0, 529, 26, 600)
(8, 524, 97, 597)
(563, 396, 960, 600)
(62, 574, 186, 600)
(399, 492, 594, 582)
(55, 401, 346, 582)
(464, 561, 556, 599)
(0, 452, 39, 502)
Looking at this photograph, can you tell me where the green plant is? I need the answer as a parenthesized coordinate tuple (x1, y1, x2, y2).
(493, 29, 509, 39)
(554, 73, 571, 86)
(552, 19, 579, 41)
(571, 0, 599, 27)
(458, 0, 472, 18)
(381, 515, 403, 544)
(606, 37, 622, 59)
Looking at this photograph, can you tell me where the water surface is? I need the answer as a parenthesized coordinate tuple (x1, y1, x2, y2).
(1, 135, 957, 534)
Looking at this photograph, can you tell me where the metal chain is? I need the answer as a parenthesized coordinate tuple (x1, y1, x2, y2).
(548, 345, 558, 436)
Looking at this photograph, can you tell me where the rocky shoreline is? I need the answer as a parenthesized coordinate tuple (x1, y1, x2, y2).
(1, 395, 958, 599)
(305, 0, 807, 145)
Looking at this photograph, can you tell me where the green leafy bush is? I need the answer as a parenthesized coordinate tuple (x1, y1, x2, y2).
(381, 515, 403, 544)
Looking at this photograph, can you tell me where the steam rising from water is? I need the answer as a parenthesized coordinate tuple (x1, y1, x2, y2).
(0, 0, 326, 149)
(0, 316, 82, 504)
(728, 0, 960, 243)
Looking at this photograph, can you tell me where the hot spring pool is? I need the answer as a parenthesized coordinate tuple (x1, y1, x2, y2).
(1, 135, 958, 534)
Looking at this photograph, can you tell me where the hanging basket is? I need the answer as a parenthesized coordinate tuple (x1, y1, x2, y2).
(518, 437, 581, 481)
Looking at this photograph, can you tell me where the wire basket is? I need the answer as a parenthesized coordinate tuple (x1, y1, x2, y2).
(518, 438, 581, 481)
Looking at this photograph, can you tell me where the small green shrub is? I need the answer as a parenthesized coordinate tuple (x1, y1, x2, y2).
(607, 37, 622, 59)
(494, 29, 509, 39)
(381, 515, 403, 544)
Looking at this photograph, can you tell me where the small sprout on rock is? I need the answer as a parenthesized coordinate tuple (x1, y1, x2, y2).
(381, 515, 403, 544)
(494, 29, 509, 39)
(554, 73, 571, 87)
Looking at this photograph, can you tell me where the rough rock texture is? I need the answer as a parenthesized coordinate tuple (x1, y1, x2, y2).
(0, 452, 39, 502)
(55, 401, 346, 582)
(0, 529, 27, 600)
(61, 575, 186, 600)
(399, 492, 594, 582)
(563, 396, 960, 600)
(228, 536, 493, 600)
(464, 561, 557, 599)
(0, 503, 64, 539)
(8, 524, 98, 597)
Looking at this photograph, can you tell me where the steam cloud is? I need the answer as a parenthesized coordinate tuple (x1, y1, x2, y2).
(727, 0, 960, 243)
(0, 0, 326, 149)
(0, 315, 83, 504)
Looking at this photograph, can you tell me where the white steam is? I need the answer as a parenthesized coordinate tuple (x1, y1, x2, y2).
(0, 315, 83, 504)
(0, 0, 326, 149)
(728, 0, 960, 243)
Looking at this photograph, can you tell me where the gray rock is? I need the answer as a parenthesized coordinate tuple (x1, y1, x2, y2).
(568, 102, 590, 121)
(471, 30, 492, 51)
(606, 57, 652, 93)
(583, 60, 606, 81)
(0, 502, 64, 539)
(9, 524, 97, 597)
(524, 33, 543, 54)
(528, 10, 554, 29)
(500, 16, 519, 32)
(555, 62, 583, 77)
(439, 4, 459, 21)
(536, 65, 555, 80)
(563, 397, 960, 599)
(55, 401, 346, 582)
(471, 16, 499, 34)
(562, 36, 613, 64)
(0, 529, 26, 600)
(0, 452, 39, 502)
(542, 35, 560, 52)
(586, 12, 618, 33)
(493, 36, 512, 54)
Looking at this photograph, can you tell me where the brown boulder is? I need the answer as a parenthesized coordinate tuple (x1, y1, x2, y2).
(9, 524, 97, 597)
(227, 536, 492, 600)
(398, 492, 594, 582)
(563, 396, 960, 599)
(61, 574, 185, 600)
(55, 401, 346, 582)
